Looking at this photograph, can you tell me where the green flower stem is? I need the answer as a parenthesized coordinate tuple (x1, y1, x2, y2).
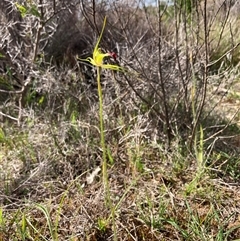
(97, 67, 110, 204)
(97, 67, 117, 241)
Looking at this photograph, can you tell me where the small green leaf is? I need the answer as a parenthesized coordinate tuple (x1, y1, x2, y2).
(15, 3, 27, 18)
(29, 5, 41, 18)
(21, 213, 27, 240)
(38, 96, 44, 105)
(70, 110, 78, 125)
(0, 207, 4, 226)
(0, 128, 6, 143)
(107, 147, 114, 165)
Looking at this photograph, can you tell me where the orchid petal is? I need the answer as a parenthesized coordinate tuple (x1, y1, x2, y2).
(101, 64, 125, 71)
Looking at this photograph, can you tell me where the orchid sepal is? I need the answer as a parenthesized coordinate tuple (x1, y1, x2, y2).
(79, 17, 124, 72)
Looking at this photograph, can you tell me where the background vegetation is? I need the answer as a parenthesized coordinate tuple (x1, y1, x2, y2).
(1, 0, 240, 240)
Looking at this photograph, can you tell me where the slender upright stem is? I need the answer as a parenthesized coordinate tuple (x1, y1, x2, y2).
(97, 67, 117, 241)
(97, 67, 110, 204)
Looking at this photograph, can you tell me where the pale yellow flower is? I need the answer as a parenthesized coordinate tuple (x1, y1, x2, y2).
(81, 17, 124, 71)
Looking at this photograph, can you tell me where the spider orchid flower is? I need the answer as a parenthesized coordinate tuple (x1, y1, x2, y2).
(81, 17, 124, 71)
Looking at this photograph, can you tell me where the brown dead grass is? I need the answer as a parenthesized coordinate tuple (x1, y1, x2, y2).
(1, 119, 240, 240)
